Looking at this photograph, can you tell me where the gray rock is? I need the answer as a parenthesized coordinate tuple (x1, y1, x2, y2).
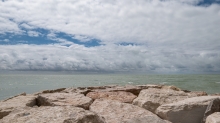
(156, 96, 220, 123)
(0, 106, 105, 123)
(90, 99, 168, 123)
(0, 95, 36, 119)
(37, 93, 93, 110)
(132, 88, 194, 113)
(205, 112, 220, 123)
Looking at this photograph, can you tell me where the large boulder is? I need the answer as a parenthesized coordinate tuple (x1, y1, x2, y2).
(0, 95, 36, 119)
(202, 98, 220, 122)
(132, 88, 195, 113)
(205, 112, 220, 123)
(37, 93, 93, 110)
(0, 106, 105, 123)
(90, 99, 168, 123)
(156, 96, 220, 123)
(86, 91, 137, 103)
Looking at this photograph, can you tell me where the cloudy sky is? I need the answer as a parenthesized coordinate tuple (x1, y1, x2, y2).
(0, 0, 220, 74)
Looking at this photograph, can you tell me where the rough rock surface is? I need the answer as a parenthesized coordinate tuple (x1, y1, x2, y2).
(37, 93, 93, 110)
(0, 106, 105, 123)
(35, 88, 66, 95)
(132, 88, 195, 113)
(205, 112, 220, 123)
(90, 99, 168, 123)
(203, 98, 220, 123)
(156, 96, 220, 123)
(86, 91, 137, 103)
(0, 95, 36, 119)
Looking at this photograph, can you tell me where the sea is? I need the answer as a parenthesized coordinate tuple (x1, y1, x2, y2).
(0, 72, 220, 101)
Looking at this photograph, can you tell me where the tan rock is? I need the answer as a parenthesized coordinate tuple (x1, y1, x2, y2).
(86, 91, 137, 103)
(206, 112, 220, 123)
(0, 95, 36, 119)
(37, 93, 93, 110)
(132, 88, 194, 113)
(0, 106, 105, 123)
(90, 99, 168, 123)
(156, 96, 220, 123)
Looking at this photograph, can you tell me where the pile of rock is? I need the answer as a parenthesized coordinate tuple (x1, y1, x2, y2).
(0, 84, 219, 123)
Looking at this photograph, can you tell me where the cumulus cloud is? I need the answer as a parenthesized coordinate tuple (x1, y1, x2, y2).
(0, 0, 220, 73)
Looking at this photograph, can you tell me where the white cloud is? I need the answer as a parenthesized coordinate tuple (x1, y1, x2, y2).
(0, 0, 220, 73)
(27, 31, 40, 37)
(0, 44, 219, 73)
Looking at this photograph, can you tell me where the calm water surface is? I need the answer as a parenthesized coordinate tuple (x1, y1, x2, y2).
(0, 73, 220, 100)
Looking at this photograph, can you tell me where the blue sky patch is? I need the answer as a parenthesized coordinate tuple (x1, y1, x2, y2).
(0, 28, 101, 47)
(197, 0, 220, 6)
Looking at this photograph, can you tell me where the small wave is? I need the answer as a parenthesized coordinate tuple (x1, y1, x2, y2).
(215, 82, 220, 84)
(161, 82, 168, 85)
(128, 82, 133, 84)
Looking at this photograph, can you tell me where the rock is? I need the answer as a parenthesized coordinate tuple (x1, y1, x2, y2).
(205, 112, 220, 123)
(132, 88, 194, 113)
(203, 98, 220, 123)
(90, 99, 168, 123)
(62, 87, 91, 95)
(86, 91, 137, 103)
(0, 106, 105, 123)
(189, 91, 208, 96)
(161, 85, 182, 91)
(64, 84, 162, 96)
(0, 95, 36, 119)
(156, 96, 220, 123)
(34, 88, 66, 95)
(37, 93, 93, 110)
(110, 84, 162, 96)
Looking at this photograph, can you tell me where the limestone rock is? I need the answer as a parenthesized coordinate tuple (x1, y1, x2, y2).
(156, 96, 220, 123)
(161, 85, 181, 91)
(189, 91, 208, 96)
(62, 87, 92, 95)
(132, 88, 193, 113)
(205, 112, 220, 123)
(34, 88, 66, 95)
(86, 91, 137, 103)
(37, 93, 93, 110)
(0, 95, 36, 119)
(0, 106, 105, 123)
(203, 98, 220, 123)
(90, 99, 168, 123)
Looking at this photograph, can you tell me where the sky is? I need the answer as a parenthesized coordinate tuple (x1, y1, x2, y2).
(0, 0, 220, 74)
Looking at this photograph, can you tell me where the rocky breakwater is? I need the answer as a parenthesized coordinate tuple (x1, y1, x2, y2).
(0, 84, 219, 123)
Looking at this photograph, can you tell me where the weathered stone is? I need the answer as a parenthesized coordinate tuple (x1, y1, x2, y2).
(90, 99, 168, 123)
(0, 95, 36, 119)
(0, 106, 105, 123)
(37, 93, 93, 110)
(189, 91, 208, 96)
(86, 91, 137, 103)
(161, 85, 182, 91)
(205, 112, 220, 123)
(132, 88, 194, 113)
(156, 96, 220, 123)
(34, 88, 66, 95)
(62, 87, 92, 95)
(203, 98, 220, 123)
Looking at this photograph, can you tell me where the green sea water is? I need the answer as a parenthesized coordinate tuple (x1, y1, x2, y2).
(0, 73, 220, 100)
